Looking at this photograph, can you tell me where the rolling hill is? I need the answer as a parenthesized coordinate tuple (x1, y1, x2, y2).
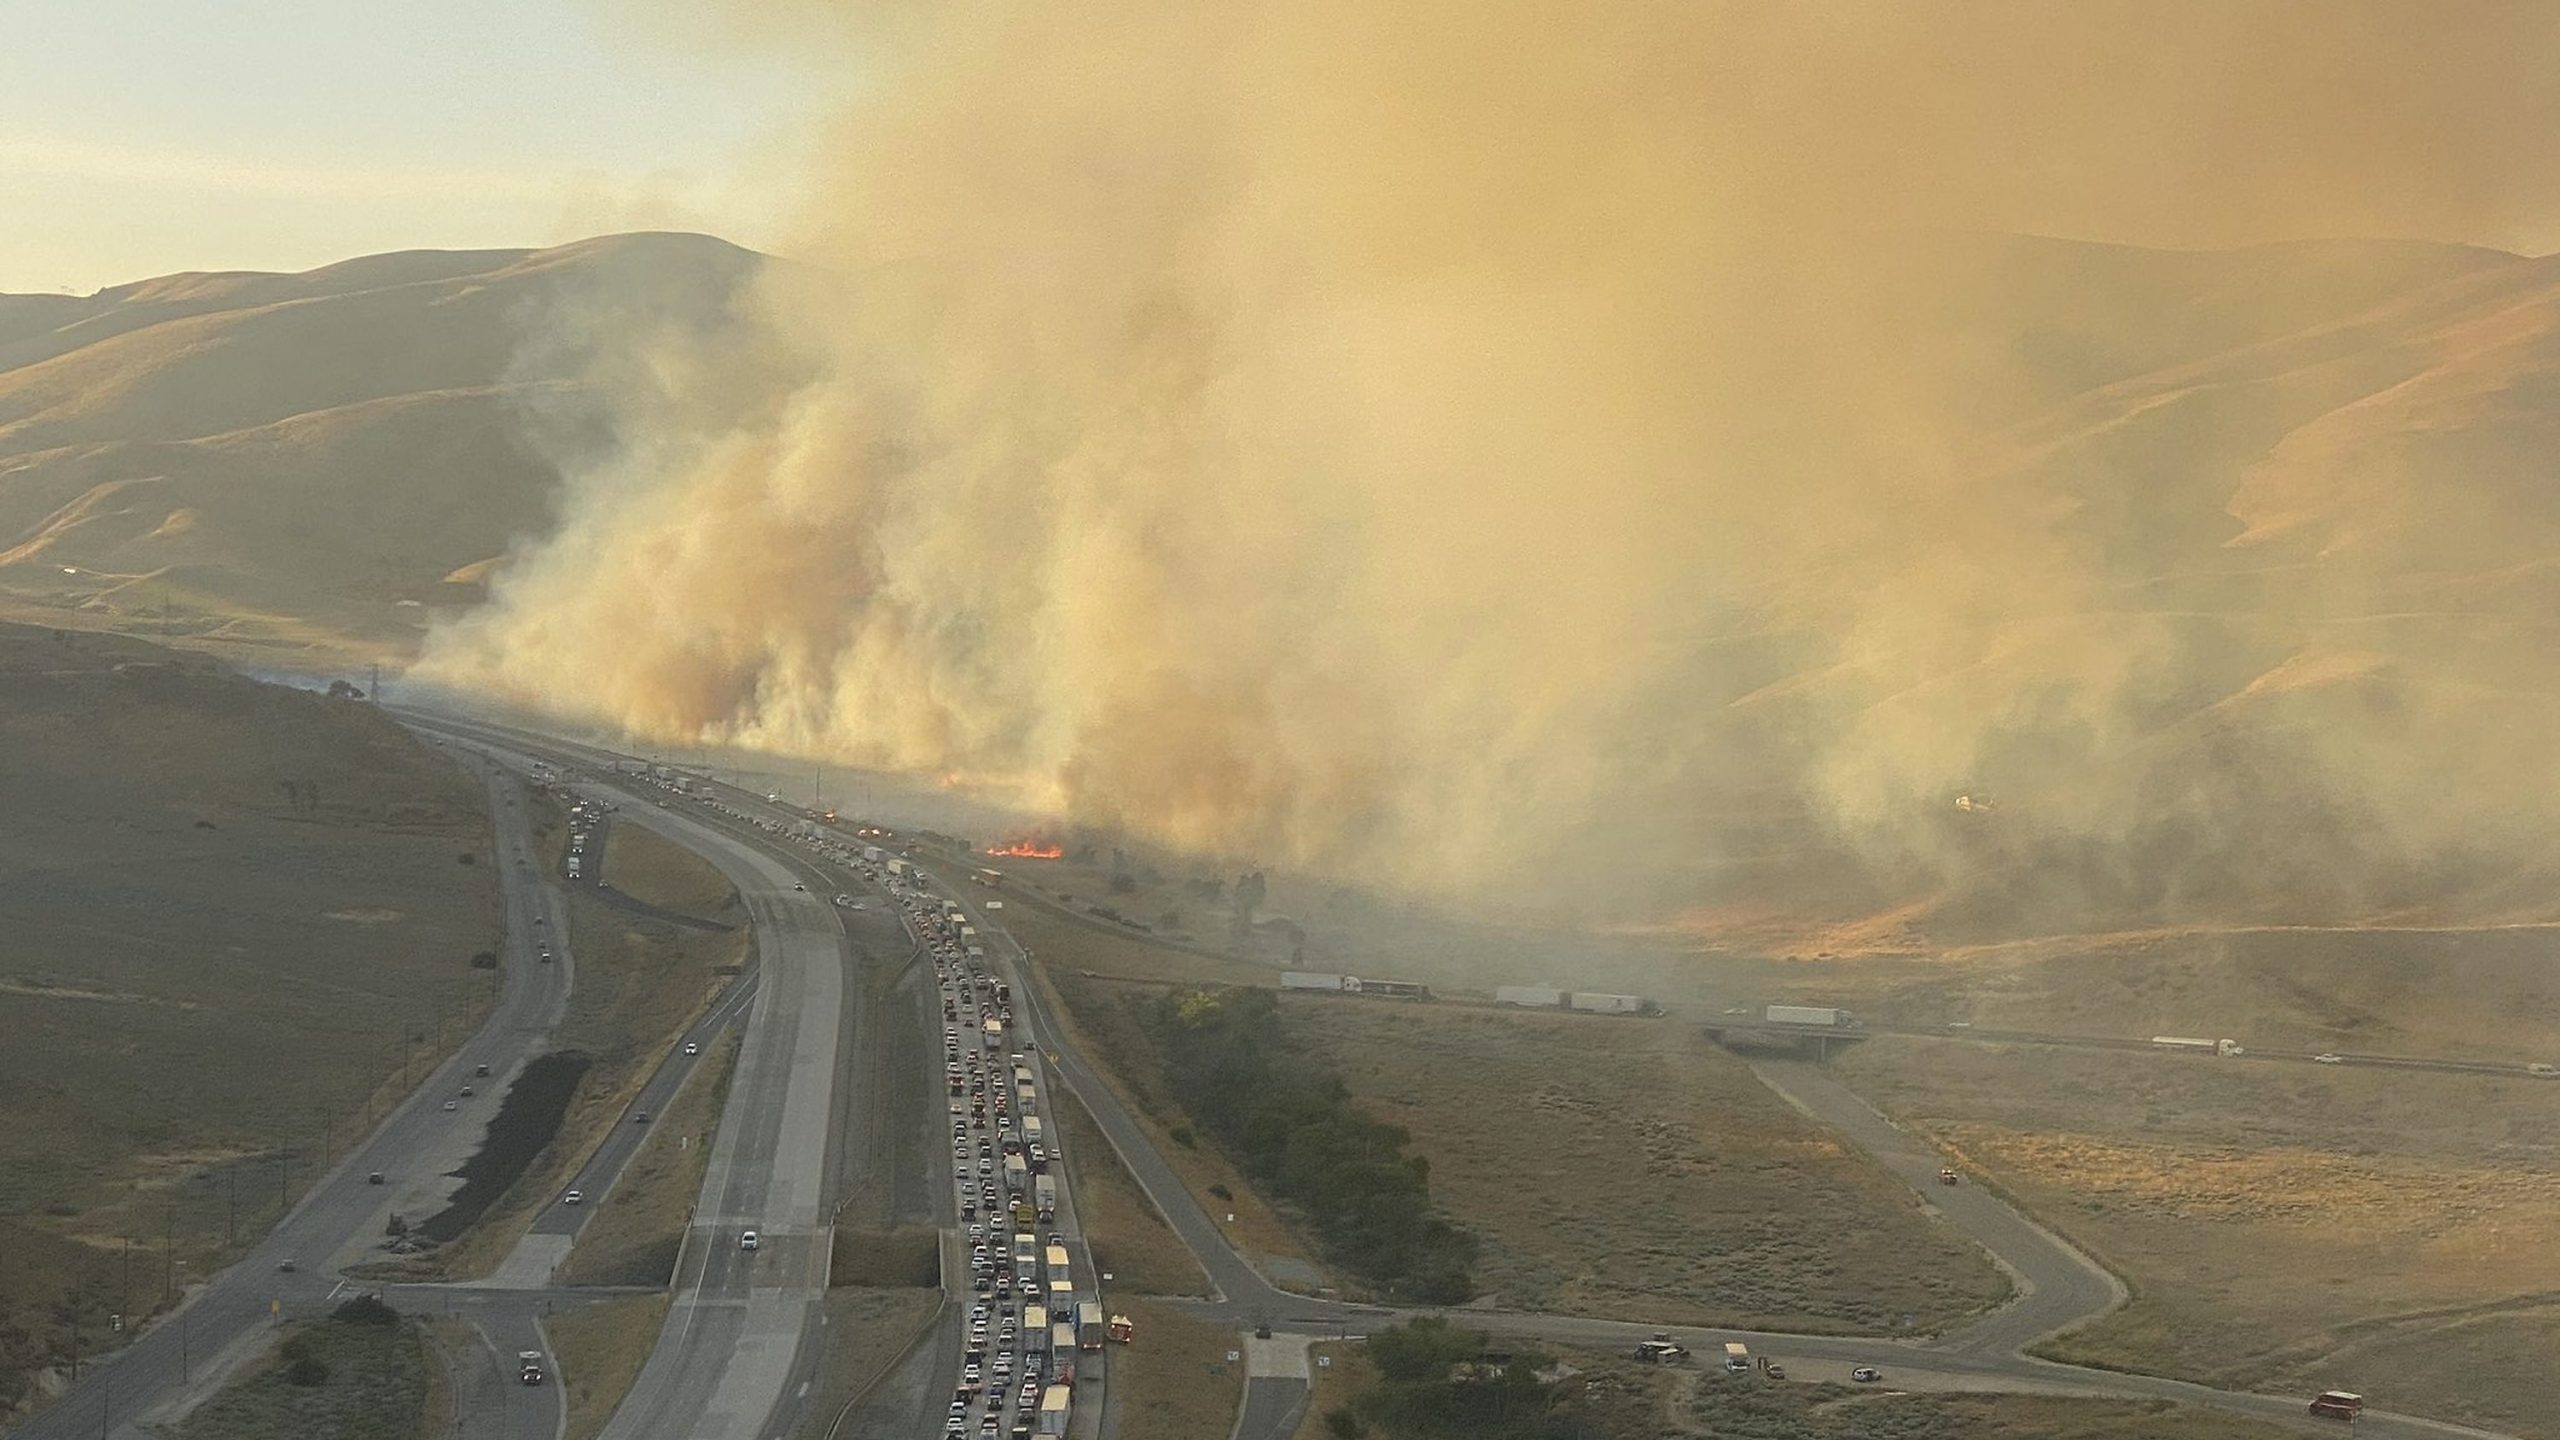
(0, 232, 761, 662)
(17, 229, 2560, 942)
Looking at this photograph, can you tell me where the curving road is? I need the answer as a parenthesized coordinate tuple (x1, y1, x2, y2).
(9, 751, 579, 1440)
(890, 850, 2517, 1440)
(390, 721, 2523, 1440)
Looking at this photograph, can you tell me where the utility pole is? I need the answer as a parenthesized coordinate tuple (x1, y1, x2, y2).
(162, 1203, 174, 1300)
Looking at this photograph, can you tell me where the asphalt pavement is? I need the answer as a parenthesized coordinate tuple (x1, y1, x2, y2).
(392, 718, 2524, 1440)
(580, 795, 848, 1440)
(1745, 1056, 2125, 1356)
(10, 753, 579, 1440)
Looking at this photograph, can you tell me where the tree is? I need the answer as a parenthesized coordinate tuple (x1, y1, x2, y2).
(1366, 1317, 1486, 1383)
(1232, 870, 1268, 930)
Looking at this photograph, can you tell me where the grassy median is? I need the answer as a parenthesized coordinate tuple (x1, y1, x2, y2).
(1103, 1297, 1245, 1440)
(791, 1287, 947, 1440)
(601, 821, 740, 922)
(378, 796, 748, 1281)
(560, 1032, 741, 1287)
(175, 1299, 438, 1440)
(548, 1293, 670, 1440)
(1056, 1082, 1209, 1297)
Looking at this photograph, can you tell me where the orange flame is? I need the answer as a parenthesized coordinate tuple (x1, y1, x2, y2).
(985, 839, 1063, 860)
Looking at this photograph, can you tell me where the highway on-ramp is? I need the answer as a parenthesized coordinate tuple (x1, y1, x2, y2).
(895, 850, 2518, 1440)
(405, 721, 2523, 1440)
(10, 753, 579, 1440)
(430, 729, 854, 1440)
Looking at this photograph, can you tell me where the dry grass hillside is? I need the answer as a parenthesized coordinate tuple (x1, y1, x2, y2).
(0, 233, 760, 664)
(0, 622, 500, 1418)
(1645, 238, 2560, 949)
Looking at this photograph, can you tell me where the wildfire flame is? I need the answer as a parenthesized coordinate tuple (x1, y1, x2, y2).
(985, 839, 1063, 860)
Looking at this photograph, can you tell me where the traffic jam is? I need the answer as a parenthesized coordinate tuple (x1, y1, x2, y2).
(643, 771, 1113, 1440)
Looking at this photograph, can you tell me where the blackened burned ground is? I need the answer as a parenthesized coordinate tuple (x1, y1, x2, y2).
(421, 1051, 588, 1242)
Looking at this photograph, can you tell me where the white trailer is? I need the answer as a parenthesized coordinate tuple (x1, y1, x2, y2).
(2150, 1035, 2218, 1054)
(1281, 971, 1350, 992)
(1036, 1385, 1072, 1437)
(1496, 985, 1565, 1008)
(1765, 1005, 1850, 1027)
(1570, 992, 1646, 1014)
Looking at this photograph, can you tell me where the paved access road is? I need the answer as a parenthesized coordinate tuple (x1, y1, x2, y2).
(10, 754, 582, 1440)
(894, 847, 2519, 1440)
(522, 973, 760, 1246)
(1746, 1057, 2124, 1357)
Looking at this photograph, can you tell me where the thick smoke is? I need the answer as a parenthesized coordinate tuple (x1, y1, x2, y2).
(426, 2, 2560, 938)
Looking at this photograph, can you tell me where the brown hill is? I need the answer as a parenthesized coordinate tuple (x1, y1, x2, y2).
(0, 622, 499, 1417)
(0, 233, 761, 661)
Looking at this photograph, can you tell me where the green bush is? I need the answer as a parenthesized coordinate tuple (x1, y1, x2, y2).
(1148, 988, 1477, 1300)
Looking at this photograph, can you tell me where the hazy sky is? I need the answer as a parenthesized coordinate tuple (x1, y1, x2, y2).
(0, 0, 821, 293)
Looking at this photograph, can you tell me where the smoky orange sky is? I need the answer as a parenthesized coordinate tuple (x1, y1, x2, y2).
(425, 0, 2560, 935)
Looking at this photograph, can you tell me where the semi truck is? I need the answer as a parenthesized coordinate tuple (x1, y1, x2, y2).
(1024, 1304, 1049, 1351)
(517, 1351, 546, 1385)
(2152, 1036, 2245, 1056)
(1034, 1173, 1058, 1222)
(1764, 1005, 1853, 1027)
(1004, 1154, 1028, 1193)
(1570, 992, 1650, 1015)
(1045, 1243, 1073, 1283)
(1496, 985, 1565, 1008)
(1077, 1301, 1106, 1350)
(1012, 1233, 1039, 1271)
(1036, 1385, 1073, 1437)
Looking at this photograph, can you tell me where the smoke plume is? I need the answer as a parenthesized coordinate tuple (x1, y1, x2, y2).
(425, 1, 2560, 940)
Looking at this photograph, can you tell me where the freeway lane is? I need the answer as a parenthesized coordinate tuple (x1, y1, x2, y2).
(405, 718, 2526, 1440)
(11, 753, 578, 1440)
(584, 797, 847, 1440)
(402, 717, 859, 1440)
(522, 972, 760, 1244)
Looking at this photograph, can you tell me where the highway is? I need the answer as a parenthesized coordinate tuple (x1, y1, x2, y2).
(522, 974, 760, 1247)
(402, 719, 2534, 1440)
(884, 848, 2520, 1440)
(1853, 1018, 2560, 1084)
(11, 752, 580, 1440)
(532, 783, 847, 1440)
